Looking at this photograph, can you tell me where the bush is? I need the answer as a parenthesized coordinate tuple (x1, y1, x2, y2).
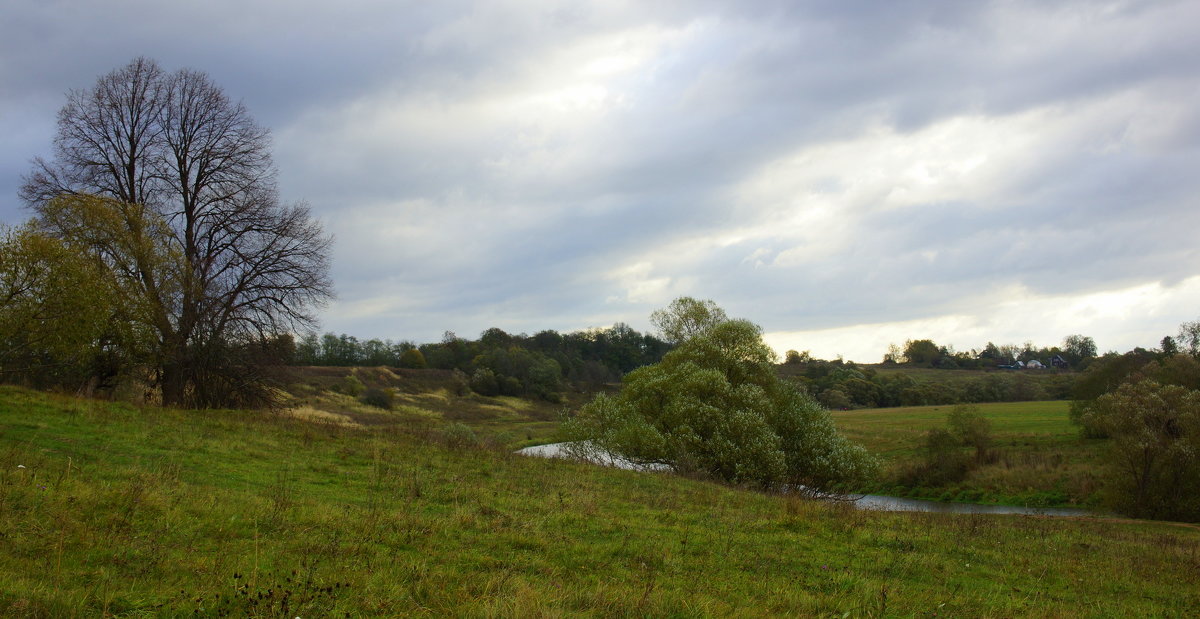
(947, 404, 993, 463)
(898, 428, 971, 486)
(897, 406, 994, 488)
(564, 309, 877, 491)
(335, 375, 365, 397)
(360, 387, 393, 410)
(469, 368, 500, 396)
(440, 422, 479, 449)
(448, 369, 470, 396)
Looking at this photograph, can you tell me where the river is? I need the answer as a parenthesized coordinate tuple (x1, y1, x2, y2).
(516, 442, 1094, 517)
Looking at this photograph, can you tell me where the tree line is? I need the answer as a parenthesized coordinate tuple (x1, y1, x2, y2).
(288, 324, 673, 401)
(875, 334, 1098, 369)
(784, 359, 1076, 409)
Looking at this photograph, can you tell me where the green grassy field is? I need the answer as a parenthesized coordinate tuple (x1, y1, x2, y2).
(2, 385, 1198, 616)
(833, 402, 1107, 507)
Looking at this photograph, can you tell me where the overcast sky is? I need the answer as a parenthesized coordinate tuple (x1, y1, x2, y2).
(3, 0, 1198, 361)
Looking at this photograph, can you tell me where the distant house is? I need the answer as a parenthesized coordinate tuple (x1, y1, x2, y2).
(1026, 359, 1045, 369)
(1051, 355, 1068, 369)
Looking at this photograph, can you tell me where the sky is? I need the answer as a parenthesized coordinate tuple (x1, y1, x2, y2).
(2, 0, 1198, 362)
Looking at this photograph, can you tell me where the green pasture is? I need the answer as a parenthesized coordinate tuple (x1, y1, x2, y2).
(834, 401, 1108, 507)
(1, 386, 1198, 616)
(833, 401, 1079, 457)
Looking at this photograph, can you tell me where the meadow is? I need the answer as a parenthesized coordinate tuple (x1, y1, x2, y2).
(2, 385, 1198, 616)
(833, 401, 1106, 507)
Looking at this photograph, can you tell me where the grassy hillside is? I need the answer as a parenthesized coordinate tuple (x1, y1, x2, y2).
(833, 402, 1105, 507)
(2, 386, 1198, 616)
(277, 365, 582, 446)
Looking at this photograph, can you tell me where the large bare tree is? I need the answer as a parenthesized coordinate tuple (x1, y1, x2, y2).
(22, 57, 333, 407)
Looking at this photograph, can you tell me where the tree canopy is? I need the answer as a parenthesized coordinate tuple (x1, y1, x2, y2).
(1082, 379, 1200, 521)
(649, 296, 729, 344)
(0, 224, 120, 390)
(565, 300, 876, 491)
(19, 58, 332, 406)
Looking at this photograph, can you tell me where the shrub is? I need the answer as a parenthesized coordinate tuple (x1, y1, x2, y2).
(440, 422, 479, 449)
(947, 404, 993, 463)
(898, 406, 995, 488)
(360, 387, 393, 410)
(898, 428, 971, 487)
(334, 375, 365, 397)
(469, 368, 500, 396)
(448, 369, 470, 396)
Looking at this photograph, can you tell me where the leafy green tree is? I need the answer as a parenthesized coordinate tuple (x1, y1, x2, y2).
(398, 347, 427, 369)
(479, 327, 514, 349)
(649, 296, 728, 344)
(841, 377, 881, 408)
(1178, 320, 1200, 357)
(1062, 334, 1098, 367)
(947, 404, 993, 463)
(472, 346, 563, 401)
(469, 368, 500, 396)
(784, 349, 813, 365)
(903, 339, 941, 366)
(818, 388, 852, 410)
(1071, 349, 1200, 436)
(0, 224, 121, 389)
(361, 338, 391, 366)
(565, 311, 875, 491)
(1083, 380, 1200, 521)
(294, 333, 322, 365)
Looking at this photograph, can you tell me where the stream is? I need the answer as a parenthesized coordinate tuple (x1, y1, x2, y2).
(517, 442, 1094, 518)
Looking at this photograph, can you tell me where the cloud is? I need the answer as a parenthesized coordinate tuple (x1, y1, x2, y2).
(2, 0, 1199, 356)
(766, 275, 1200, 362)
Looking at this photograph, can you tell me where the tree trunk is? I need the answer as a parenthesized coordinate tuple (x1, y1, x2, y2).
(160, 351, 189, 407)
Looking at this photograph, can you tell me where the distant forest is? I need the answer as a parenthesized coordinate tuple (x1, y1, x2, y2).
(286, 325, 1200, 411)
(290, 325, 672, 401)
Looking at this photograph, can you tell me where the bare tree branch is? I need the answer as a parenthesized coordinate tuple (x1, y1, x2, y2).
(21, 58, 333, 407)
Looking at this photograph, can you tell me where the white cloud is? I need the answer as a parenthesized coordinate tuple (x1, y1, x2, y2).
(4, 0, 1200, 352)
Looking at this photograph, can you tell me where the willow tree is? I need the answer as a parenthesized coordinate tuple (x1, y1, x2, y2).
(565, 300, 876, 491)
(22, 58, 332, 407)
(0, 224, 121, 390)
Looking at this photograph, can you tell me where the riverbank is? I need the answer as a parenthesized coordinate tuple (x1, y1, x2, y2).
(518, 441, 1096, 517)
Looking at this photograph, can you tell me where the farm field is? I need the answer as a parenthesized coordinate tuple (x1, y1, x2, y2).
(833, 401, 1107, 507)
(2, 385, 1198, 616)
